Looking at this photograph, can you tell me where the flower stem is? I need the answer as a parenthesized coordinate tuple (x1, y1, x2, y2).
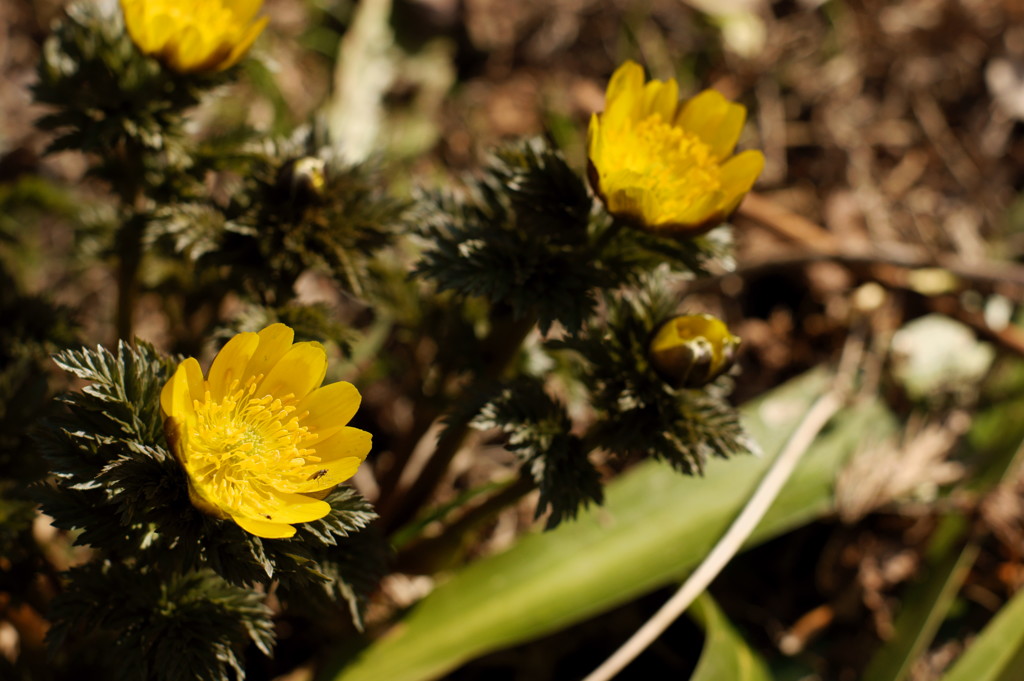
(110, 145, 146, 344)
(115, 214, 144, 342)
(378, 309, 536, 532)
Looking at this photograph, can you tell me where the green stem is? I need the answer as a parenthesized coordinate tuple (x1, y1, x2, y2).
(378, 214, 626, 532)
(378, 310, 537, 532)
(115, 212, 144, 343)
(111, 143, 146, 344)
(395, 416, 615, 570)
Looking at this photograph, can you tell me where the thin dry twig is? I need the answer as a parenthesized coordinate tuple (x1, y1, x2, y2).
(739, 192, 842, 252)
(580, 362, 854, 681)
(737, 193, 1024, 288)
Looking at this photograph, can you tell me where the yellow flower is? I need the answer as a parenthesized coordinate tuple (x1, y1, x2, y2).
(161, 324, 371, 539)
(650, 314, 740, 388)
(588, 61, 765, 234)
(120, 0, 268, 74)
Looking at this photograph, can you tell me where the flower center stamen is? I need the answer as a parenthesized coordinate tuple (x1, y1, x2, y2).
(604, 114, 722, 217)
(188, 377, 318, 512)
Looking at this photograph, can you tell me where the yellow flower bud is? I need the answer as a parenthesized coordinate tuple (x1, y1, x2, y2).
(588, 61, 764, 235)
(120, 0, 268, 74)
(275, 157, 327, 205)
(649, 314, 740, 388)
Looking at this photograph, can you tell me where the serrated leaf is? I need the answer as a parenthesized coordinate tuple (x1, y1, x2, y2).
(413, 140, 612, 334)
(52, 340, 173, 442)
(297, 487, 378, 544)
(489, 138, 592, 239)
(473, 378, 602, 527)
(48, 564, 275, 681)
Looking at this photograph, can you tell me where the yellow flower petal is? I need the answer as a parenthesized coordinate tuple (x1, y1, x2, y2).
(121, 2, 150, 51)
(587, 112, 602, 164)
(160, 357, 203, 420)
(602, 60, 646, 130)
(281, 427, 371, 493)
(234, 516, 296, 539)
(642, 78, 679, 122)
(603, 179, 645, 220)
(299, 456, 362, 489)
(676, 89, 747, 160)
(605, 60, 646, 110)
(161, 359, 200, 468)
(719, 149, 765, 196)
(145, 12, 177, 54)
(169, 24, 204, 71)
(243, 323, 295, 383)
(297, 382, 362, 444)
(186, 476, 226, 518)
(312, 426, 372, 463)
(258, 341, 327, 401)
(249, 492, 331, 523)
(222, 0, 262, 24)
(219, 16, 269, 71)
(662, 190, 722, 228)
(718, 149, 765, 214)
(207, 331, 260, 400)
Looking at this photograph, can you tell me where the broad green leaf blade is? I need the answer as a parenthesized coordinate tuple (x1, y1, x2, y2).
(995, 644, 1024, 681)
(325, 370, 895, 681)
(862, 515, 978, 681)
(940, 585, 1024, 681)
(690, 594, 771, 681)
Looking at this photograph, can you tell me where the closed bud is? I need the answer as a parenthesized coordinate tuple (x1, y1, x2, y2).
(275, 156, 327, 206)
(649, 314, 740, 388)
